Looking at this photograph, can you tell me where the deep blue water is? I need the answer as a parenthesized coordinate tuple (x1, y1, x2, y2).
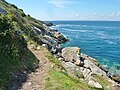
(51, 21, 120, 75)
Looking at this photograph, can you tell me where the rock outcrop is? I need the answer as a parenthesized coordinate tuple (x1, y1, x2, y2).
(61, 47, 83, 66)
(60, 47, 118, 89)
(44, 22, 53, 26)
(88, 79, 103, 89)
(112, 75, 120, 83)
(32, 23, 68, 52)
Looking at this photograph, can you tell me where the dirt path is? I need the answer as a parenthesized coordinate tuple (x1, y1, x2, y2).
(20, 45, 51, 90)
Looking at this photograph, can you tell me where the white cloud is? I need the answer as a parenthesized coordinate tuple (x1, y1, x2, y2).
(48, 0, 74, 8)
(109, 11, 120, 18)
(116, 11, 120, 17)
(64, 11, 120, 21)
(75, 14, 80, 17)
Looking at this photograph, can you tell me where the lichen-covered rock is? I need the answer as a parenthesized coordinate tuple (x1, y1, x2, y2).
(83, 68, 91, 78)
(62, 62, 84, 79)
(84, 60, 106, 76)
(88, 79, 103, 89)
(81, 53, 99, 66)
(59, 46, 118, 89)
(62, 47, 81, 63)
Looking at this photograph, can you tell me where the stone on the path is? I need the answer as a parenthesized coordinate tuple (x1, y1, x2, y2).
(36, 46, 41, 50)
(28, 82, 32, 86)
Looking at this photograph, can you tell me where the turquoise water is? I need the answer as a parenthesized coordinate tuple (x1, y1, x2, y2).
(51, 21, 120, 75)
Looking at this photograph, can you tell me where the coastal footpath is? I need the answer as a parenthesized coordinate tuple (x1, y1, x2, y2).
(0, 0, 120, 90)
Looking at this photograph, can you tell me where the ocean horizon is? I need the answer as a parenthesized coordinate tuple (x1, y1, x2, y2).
(51, 21, 120, 75)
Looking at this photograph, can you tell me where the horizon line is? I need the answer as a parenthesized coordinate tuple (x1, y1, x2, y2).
(44, 20, 120, 22)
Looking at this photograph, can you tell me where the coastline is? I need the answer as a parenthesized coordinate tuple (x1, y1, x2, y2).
(50, 21, 120, 75)
(48, 22, 120, 84)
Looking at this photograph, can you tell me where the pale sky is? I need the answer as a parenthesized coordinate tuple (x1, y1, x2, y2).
(6, 0, 120, 21)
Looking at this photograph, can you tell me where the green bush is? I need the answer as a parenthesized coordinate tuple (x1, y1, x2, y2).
(11, 4, 18, 9)
(0, 14, 27, 88)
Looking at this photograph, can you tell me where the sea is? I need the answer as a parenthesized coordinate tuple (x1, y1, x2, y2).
(50, 21, 120, 75)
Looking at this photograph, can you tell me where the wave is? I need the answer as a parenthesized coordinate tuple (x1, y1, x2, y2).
(97, 32, 120, 40)
(96, 31, 107, 36)
(104, 40, 117, 44)
(61, 28, 94, 33)
(53, 24, 120, 29)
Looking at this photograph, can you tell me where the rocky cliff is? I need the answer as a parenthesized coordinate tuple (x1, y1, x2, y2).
(60, 47, 118, 89)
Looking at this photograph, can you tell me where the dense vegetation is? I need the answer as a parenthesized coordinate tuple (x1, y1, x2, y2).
(0, 0, 45, 88)
(0, 13, 38, 89)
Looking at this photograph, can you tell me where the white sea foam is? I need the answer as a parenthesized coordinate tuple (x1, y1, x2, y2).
(104, 40, 117, 44)
(61, 28, 93, 33)
(53, 24, 120, 30)
(96, 31, 107, 39)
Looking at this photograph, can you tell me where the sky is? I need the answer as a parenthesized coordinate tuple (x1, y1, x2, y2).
(6, 0, 120, 21)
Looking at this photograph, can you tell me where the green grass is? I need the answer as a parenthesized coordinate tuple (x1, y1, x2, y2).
(36, 46, 66, 70)
(45, 69, 93, 90)
(45, 69, 104, 90)
(92, 74, 112, 90)
(46, 52, 62, 67)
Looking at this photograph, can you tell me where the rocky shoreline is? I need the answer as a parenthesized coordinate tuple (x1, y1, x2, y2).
(45, 22, 120, 89)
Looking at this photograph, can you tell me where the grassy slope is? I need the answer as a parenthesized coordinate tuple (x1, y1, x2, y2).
(92, 74, 112, 90)
(38, 46, 110, 90)
(44, 51, 112, 90)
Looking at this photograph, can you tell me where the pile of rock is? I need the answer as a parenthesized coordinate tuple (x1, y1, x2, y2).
(31, 23, 68, 53)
